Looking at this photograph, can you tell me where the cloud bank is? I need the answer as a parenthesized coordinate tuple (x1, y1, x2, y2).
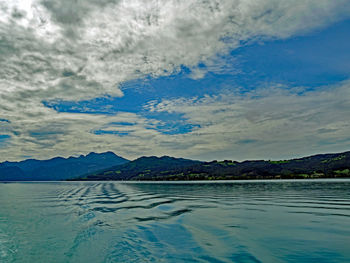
(0, 0, 350, 160)
(145, 81, 350, 161)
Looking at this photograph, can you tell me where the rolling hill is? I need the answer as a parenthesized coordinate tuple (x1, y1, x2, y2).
(75, 151, 350, 181)
(76, 156, 202, 180)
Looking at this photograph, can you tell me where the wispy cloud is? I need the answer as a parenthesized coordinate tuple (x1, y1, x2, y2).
(145, 81, 350, 161)
(0, 80, 349, 162)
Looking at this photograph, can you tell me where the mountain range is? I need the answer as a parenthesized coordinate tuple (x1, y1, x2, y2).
(76, 151, 350, 181)
(0, 152, 128, 181)
(1, 151, 350, 181)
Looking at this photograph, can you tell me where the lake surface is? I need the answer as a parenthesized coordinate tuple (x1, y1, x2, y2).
(0, 180, 349, 263)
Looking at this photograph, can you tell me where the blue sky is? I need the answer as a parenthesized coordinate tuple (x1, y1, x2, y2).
(1, 1, 350, 161)
(46, 18, 350, 113)
(44, 18, 350, 148)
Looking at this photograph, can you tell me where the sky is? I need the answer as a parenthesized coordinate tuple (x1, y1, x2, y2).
(0, 0, 350, 162)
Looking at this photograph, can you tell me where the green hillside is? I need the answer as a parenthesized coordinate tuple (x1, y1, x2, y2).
(75, 151, 350, 181)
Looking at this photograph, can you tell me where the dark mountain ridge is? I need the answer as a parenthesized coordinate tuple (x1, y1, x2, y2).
(75, 151, 350, 181)
(80, 156, 202, 181)
(2, 151, 350, 181)
(0, 152, 128, 181)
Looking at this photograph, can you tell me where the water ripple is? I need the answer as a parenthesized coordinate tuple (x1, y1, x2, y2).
(0, 180, 349, 262)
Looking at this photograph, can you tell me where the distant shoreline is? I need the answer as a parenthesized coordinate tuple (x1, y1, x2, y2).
(69, 176, 350, 182)
(2, 178, 350, 183)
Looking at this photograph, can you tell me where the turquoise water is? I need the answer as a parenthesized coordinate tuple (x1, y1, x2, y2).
(0, 180, 349, 263)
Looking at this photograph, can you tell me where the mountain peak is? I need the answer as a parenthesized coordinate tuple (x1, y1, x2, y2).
(86, 151, 118, 157)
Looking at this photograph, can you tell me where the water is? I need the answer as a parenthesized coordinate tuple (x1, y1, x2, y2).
(0, 180, 349, 263)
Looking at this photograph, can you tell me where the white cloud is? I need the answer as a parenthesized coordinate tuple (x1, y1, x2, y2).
(145, 81, 350, 161)
(0, 0, 350, 160)
(1, 81, 349, 162)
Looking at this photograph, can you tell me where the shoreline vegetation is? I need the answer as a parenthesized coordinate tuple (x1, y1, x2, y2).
(71, 151, 350, 181)
(71, 174, 350, 181)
